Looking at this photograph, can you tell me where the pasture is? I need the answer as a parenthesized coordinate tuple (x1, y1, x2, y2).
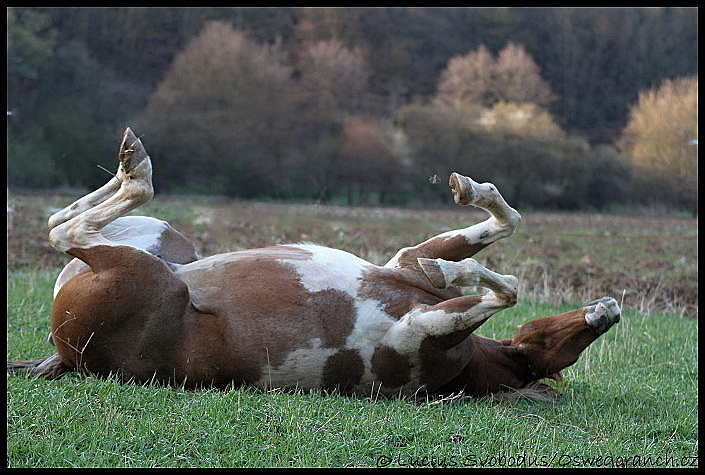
(6, 193, 698, 468)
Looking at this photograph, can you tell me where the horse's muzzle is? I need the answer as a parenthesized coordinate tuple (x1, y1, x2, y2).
(584, 297, 621, 334)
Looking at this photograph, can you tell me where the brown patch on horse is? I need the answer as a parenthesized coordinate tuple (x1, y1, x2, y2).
(371, 344, 412, 387)
(173, 247, 361, 389)
(433, 336, 530, 396)
(417, 334, 476, 391)
(322, 349, 365, 391)
(429, 295, 483, 316)
(358, 267, 462, 320)
(396, 235, 489, 270)
(52, 245, 193, 382)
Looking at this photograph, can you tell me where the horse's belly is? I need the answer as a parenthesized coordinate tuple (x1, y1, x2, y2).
(174, 244, 401, 391)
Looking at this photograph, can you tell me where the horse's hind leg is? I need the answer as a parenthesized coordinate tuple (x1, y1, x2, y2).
(385, 173, 521, 270)
(47, 176, 121, 229)
(48, 128, 154, 254)
(46, 130, 144, 229)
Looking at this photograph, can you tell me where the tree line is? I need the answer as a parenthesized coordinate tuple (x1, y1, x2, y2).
(7, 7, 698, 212)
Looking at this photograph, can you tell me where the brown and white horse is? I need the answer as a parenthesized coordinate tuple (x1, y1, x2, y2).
(8, 128, 620, 399)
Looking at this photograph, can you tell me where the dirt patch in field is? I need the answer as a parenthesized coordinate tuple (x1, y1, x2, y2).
(495, 212, 698, 317)
(7, 194, 697, 318)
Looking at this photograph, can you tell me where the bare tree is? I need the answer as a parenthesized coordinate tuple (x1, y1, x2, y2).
(297, 38, 371, 120)
(293, 38, 375, 201)
(435, 42, 555, 108)
(435, 45, 495, 108)
(338, 116, 402, 203)
(494, 43, 555, 106)
(146, 21, 297, 196)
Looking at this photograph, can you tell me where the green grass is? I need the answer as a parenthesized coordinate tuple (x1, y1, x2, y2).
(7, 271, 698, 468)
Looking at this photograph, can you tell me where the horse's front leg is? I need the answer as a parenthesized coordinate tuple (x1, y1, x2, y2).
(385, 172, 521, 270)
(411, 257, 518, 336)
(379, 258, 518, 391)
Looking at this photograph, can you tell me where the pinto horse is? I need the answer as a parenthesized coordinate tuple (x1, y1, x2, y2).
(8, 128, 620, 399)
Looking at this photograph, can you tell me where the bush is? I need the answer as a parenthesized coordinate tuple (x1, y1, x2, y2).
(619, 76, 697, 213)
(394, 103, 629, 210)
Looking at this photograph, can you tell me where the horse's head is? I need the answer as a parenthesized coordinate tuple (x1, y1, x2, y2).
(505, 297, 621, 382)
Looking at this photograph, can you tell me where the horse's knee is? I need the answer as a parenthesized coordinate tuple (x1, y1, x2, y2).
(490, 208, 521, 237)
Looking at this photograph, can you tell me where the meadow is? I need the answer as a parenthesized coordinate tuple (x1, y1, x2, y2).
(6, 193, 699, 468)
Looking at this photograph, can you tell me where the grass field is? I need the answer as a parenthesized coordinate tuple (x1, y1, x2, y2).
(6, 193, 699, 468)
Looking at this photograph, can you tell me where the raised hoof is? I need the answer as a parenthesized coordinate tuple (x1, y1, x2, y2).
(584, 297, 621, 334)
(449, 172, 475, 206)
(417, 258, 447, 288)
(119, 127, 149, 175)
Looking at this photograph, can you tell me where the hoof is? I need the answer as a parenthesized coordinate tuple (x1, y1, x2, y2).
(584, 297, 621, 334)
(119, 127, 149, 175)
(417, 258, 447, 288)
(449, 172, 475, 206)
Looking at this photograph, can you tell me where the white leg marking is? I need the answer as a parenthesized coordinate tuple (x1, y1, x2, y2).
(446, 175, 522, 242)
(47, 177, 121, 229)
(385, 173, 520, 269)
(380, 291, 507, 387)
(48, 157, 153, 253)
(409, 293, 511, 338)
(436, 258, 518, 299)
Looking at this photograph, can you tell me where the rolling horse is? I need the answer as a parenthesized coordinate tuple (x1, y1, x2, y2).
(8, 128, 620, 399)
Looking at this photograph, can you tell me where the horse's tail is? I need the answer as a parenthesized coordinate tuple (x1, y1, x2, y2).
(7, 353, 71, 380)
